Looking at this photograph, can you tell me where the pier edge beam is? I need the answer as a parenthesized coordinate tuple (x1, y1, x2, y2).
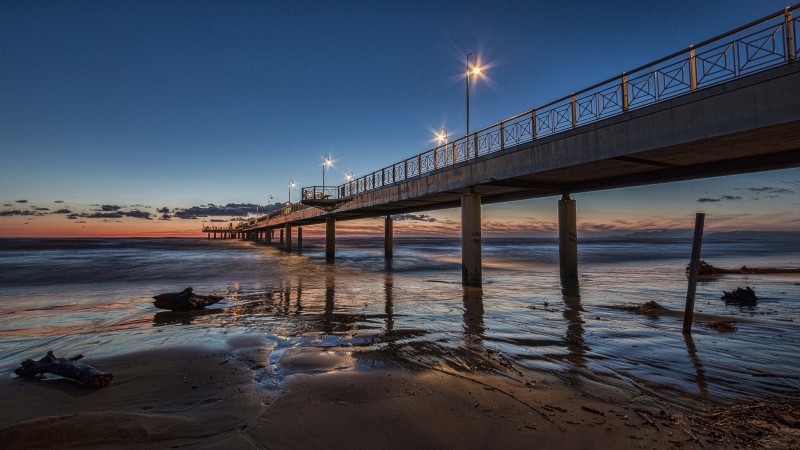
(297, 227, 303, 249)
(385, 215, 393, 257)
(461, 189, 482, 286)
(558, 193, 578, 280)
(285, 223, 292, 251)
(326, 215, 336, 261)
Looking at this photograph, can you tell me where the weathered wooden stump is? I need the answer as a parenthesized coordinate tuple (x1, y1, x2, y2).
(14, 351, 113, 388)
(152, 287, 224, 311)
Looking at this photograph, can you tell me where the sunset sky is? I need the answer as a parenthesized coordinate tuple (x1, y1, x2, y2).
(2, 0, 798, 238)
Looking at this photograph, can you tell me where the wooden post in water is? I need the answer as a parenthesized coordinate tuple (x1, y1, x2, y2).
(385, 215, 393, 257)
(683, 213, 705, 334)
(297, 227, 303, 249)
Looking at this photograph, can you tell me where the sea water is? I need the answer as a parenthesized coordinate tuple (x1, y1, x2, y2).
(1, 237, 798, 409)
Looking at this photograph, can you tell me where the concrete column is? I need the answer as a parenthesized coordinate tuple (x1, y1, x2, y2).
(326, 215, 336, 261)
(385, 215, 393, 257)
(280, 228, 284, 244)
(284, 223, 292, 251)
(297, 227, 303, 249)
(266, 228, 272, 244)
(558, 193, 578, 279)
(461, 190, 482, 286)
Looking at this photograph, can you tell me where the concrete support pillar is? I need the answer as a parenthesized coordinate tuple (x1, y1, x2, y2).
(297, 227, 303, 249)
(558, 193, 578, 279)
(461, 190, 482, 286)
(385, 215, 393, 257)
(266, 228, 272, 244)
(326, 215, 336, 261)
(280, 229, 284, 244)
(284, 223, 292, 251)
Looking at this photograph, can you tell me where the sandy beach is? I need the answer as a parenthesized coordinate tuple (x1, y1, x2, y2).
(2, 336, 797, 449)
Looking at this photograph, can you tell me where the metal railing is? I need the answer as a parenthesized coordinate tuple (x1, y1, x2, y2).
(329, 5, 798, 202)
(212, 5, 798, 228)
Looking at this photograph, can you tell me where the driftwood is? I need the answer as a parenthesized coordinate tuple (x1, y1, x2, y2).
(688, 260, 800, 276)
(152, 287, 224, 311)
(14, 351, 113, 388)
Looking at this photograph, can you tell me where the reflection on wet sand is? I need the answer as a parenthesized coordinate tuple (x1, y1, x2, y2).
(462, 286, 485, 339)
(153, 308, 224, 326)
(561, 275, 587, 381)
(683, 333, 709, 397)
(384, 272, 394, 333)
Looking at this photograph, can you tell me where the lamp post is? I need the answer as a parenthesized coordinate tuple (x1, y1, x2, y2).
(346, 172, 353, 196)
(466, 53, 481, 135)
(323, 155, 332, 189)
(288, 180, 295, 204)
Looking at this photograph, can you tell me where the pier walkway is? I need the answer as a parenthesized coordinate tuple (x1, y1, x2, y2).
(205, 6, 800, 286)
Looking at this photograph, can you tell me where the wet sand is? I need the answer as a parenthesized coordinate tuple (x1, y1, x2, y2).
(3, 339, 796, 449)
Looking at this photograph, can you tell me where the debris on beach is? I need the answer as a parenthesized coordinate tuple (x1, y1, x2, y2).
(687, 260, 800, 276)
(615, 300, 665, 314)
(14, 351, 113, 388)
(152, 287, 224, 311)
(722, 287, 758, 306)
(697, 401, 800, 448)
(705, 320, 737, 332)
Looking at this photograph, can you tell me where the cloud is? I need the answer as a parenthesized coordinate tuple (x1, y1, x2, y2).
(393, 214, 437, 222)
(15, 200, 28, 203)
(697, 197, 721, 203)
(747, 187, 794, 195)
(174, 203, 275, 220)
(85, 212, 123, 219)
(52, 209, 72, 214)
(54, 200, 64, 203)
(0, 209, 46, 217)
(67, 214, 79, 220)
(157, 207, 170, 214)
(720, 195, 742, 201)
(3, 204, 11, 207)
(99, 205, 121, 211)
(33, 207, 50, 211)
(160, 213, 172, 220)
(120, 210, 152, 220)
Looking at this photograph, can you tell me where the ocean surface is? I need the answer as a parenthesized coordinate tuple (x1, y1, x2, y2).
(1, 237, 798, 410)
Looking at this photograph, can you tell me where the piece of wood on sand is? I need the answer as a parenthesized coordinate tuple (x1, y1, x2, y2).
(152, 287, 224, 311)
(14, 351, 113, 388)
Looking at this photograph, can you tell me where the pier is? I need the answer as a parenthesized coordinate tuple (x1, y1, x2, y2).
(205, 6, 800, 286)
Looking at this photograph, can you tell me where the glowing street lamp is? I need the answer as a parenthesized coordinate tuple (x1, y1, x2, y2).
(437, 128, 448, 146)
(322, 155, 332, 189)
(288, 179, 296, 204)
(466, 53, 481, 135)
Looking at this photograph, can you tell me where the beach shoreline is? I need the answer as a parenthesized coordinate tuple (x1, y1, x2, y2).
(2, 341, 797, 449)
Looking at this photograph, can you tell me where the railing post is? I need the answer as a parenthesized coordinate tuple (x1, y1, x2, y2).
(786, 6, 796, 62)
(689, 45, 698, 91)
(570, 94, 577, 128)
(433, 148, 439, 169)
(404, 159, 408, 179)
(451, 141, 456, 164)
(473, 133, 479, 159)
(531, 109, 537, 139)
(372, 172, 376, 188)
(418, 154, 422, 174)
(392, 164, 396, 183)
(621, 73, 629, 112)
(500, 121, 505, 150)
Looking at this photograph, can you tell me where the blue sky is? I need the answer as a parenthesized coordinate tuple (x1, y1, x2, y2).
(1, 0, 797, 236)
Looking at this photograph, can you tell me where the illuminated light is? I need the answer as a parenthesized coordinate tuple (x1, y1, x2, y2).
(472, 66, 481, 74)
